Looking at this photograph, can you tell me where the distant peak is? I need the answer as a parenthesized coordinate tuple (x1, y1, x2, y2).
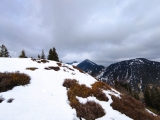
(84, 59, 96, 65)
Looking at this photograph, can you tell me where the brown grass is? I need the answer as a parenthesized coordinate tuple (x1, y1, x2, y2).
(63, 79, 107, 119)
(37, 61, 41, 63)
(62, 66, 74, 71)
(26, 67, 38, 71)
(63, 79, 78, 88)
(76, 101, 105, 120)
(7, 98, 14, 103)
(0, 72, 31, 92)
(48, 66, 60, 71)
(57, 62, 62, 66)
(111, 95, 160, 120)
(41, 59, 49, 63)
(44, 66, 60, 71)
(91, 81, 111, 90)
(0, 96, 5, 103)
(72, 66, 84, 73)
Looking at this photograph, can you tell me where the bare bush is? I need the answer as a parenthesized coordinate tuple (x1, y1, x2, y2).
(72, 66, 84, 73)
(7, 98, 14, 103)
(76, 101, 105, 120)
(48, 66, 60, 71)
(57, 62, 62, 66)
(26, 67, 38, 71)
(63, 79, 78, 88)
(111, 95, 160, 120)
(0, 72, 31, 92)
(0, 96, 5, 103)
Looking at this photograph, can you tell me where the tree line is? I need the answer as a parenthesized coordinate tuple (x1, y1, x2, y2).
(144, 85, 160, 113)
(0, 44, 59, 62)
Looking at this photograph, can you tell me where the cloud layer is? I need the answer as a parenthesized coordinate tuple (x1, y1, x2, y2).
(0, 0, 160, 66)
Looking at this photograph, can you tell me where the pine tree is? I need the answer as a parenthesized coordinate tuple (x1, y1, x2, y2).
(0, 44, 9, 57)
(144, 86, 151, 107)
(19, 50, 27, 58)
(38, 54, 40, 59)
(47, 47, 59, 62)
(41, 50, 45, 59)
(48, 49, 53, 60)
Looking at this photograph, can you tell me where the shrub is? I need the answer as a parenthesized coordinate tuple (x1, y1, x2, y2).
(92, 88, 108, 101)
(111, 95, 160, 120)
(63, 79, 78, 88)
(48, 66, 60, 71)
(57, 62, 62, 66)
(92, 81, 111, 90)
(72, 66, 84, 73)
(63, 79, 106, 119)
(44, 67, 50, 70)
(41, 59, 49, 63)
(62, 66, 74, 71)
(26, 67, 38, 71)
(0, 72, 31, 92)
(37, 61, 41, 63)
(7, 98, 14, 103)
(0, 96, 5, 103)
(76, 101, 105, 120)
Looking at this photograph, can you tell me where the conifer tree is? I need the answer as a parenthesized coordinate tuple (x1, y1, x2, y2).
(38, 54, 40, 59)
(0, 44, 9, 57)
(19, 50, 27, 58)
(41, 50, 45, 59)
(47, 47, 59, 62)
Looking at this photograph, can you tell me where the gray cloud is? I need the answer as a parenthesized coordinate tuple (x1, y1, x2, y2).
(0, 0, 160, 66)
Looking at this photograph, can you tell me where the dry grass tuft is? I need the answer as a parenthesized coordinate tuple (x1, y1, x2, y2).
(48, 66, 60, 71)
(72, 66, 84, 73)
(26, 67, 38, 71)
(76, 101, 105, 120)
(57, 62, 62, 66)
(92, 81, 111, 90)
(0, 96, 5, 103)
(7, 98, 14, 103)
(63, 79, 78, 88)
(63, 79, 106, 119)
(0, 72, 31, 92)
(92, 88, 109, 101)
(111, 95, 160, 120)
(41, 59, 49, 63)
(44, 66, 60, 71)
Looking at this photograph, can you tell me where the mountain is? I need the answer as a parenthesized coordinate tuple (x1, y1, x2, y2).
(0, 58, 159, 120)
(77, 59, 106, 77)
(67, 61, 79, 66)
(100, 58, 160, 91)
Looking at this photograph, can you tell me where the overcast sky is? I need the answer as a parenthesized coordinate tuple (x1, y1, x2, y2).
(0, 0, 160, 66)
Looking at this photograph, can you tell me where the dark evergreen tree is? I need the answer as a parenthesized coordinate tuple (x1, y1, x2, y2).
(38, 54, 40, 59)
(41, 50, 45, 59)
(48, 49, 53, 60)
(19, 50, 27, 58)
(0, 44, 9, 57)
(144, 86, 151, 106)
(47, 47, 59, 62)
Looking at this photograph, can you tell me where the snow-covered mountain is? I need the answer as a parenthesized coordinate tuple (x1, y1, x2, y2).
(100, 58, 160, 91)
(77, 59, 105, 77)
(0, 58, 158, 120)
(78, 58, 160, 92)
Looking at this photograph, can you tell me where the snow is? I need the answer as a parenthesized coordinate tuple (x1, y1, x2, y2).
(0, 58, 133, 120)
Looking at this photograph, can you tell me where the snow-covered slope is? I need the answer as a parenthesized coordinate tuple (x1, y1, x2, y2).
(0, 58, 155, 120)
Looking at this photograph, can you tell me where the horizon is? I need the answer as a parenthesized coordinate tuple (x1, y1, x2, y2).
(1, 0, 160, 66)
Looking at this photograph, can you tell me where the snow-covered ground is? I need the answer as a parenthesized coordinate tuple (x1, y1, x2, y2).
(0, 58, 134, 120)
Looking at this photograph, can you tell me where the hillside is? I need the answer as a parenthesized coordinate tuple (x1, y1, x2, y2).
(77, 58, 160, 92)
(0, 58, 159, 120)
(100, 58, 160, 91)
